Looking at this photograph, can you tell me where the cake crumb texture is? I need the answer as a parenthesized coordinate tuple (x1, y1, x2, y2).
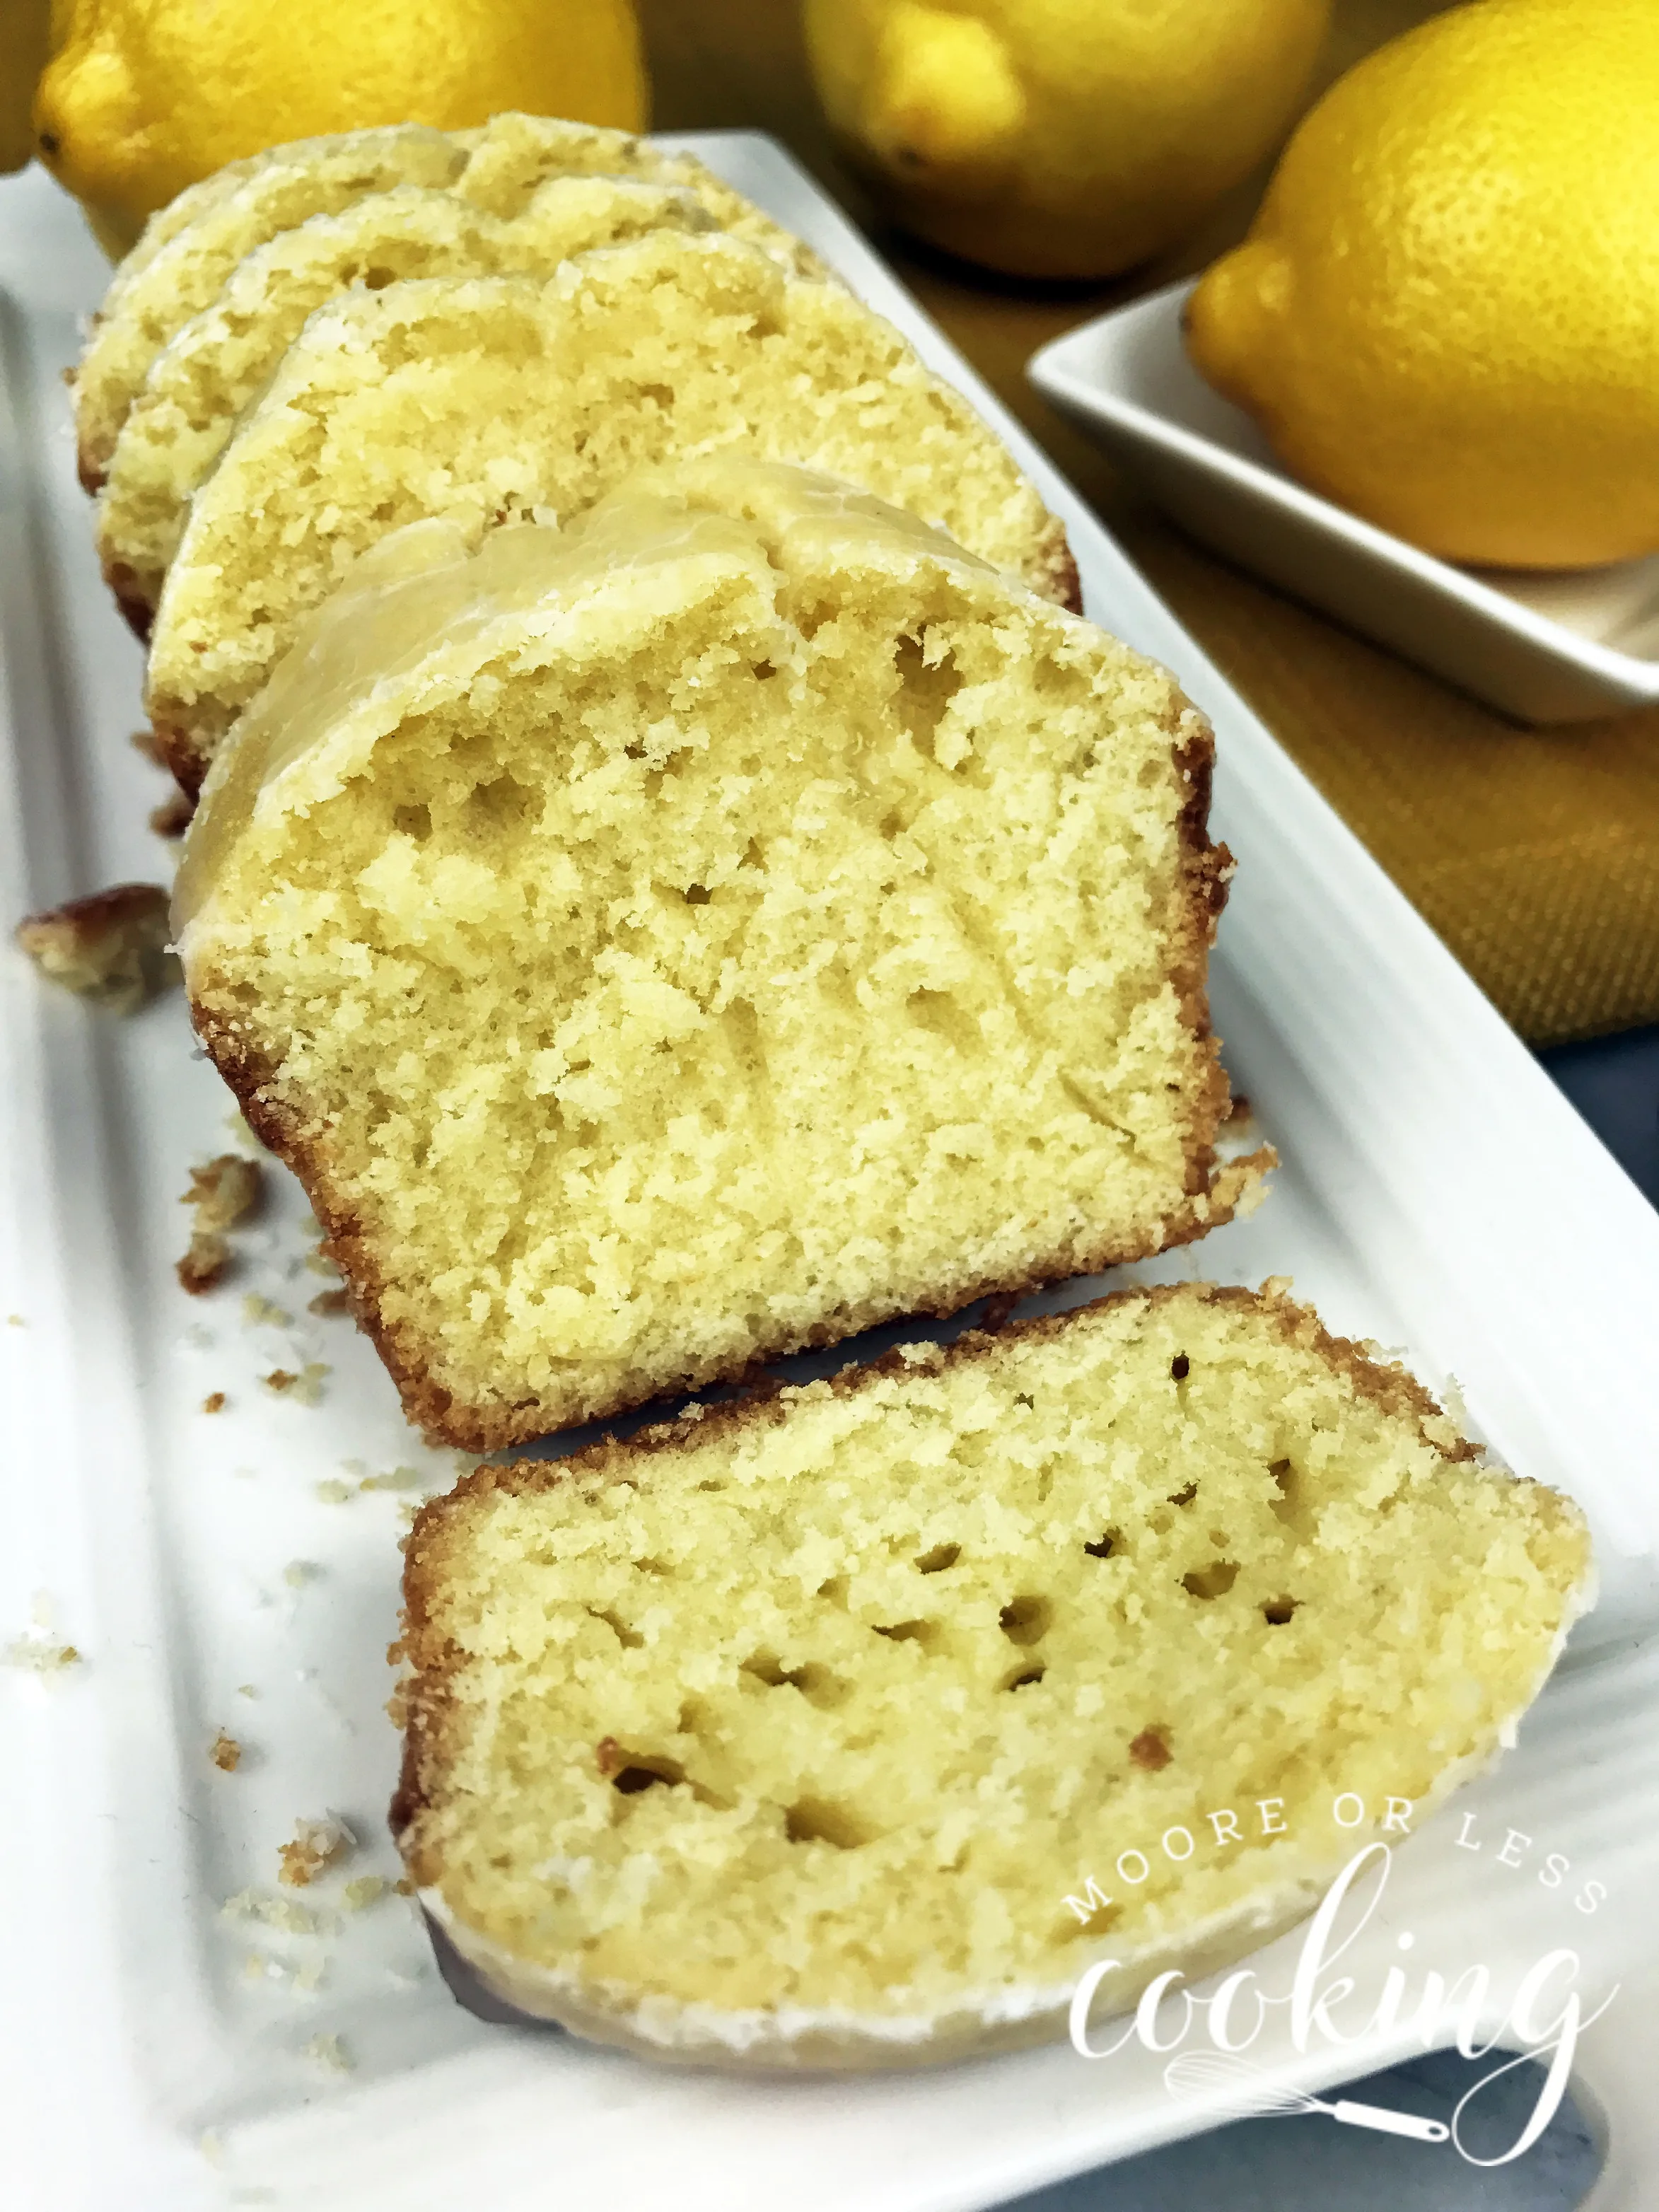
(393, 1282, 1591, 2066)
(178, 458, 1255, 1446)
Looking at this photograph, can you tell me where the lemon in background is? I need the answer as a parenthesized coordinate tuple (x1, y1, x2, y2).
(804, 0, 1331, 281)
(1186, 0, 1659, 570)
(33, 0, 648, 256)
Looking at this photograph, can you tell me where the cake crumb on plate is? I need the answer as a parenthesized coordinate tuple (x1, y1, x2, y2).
(279, 1814, 354, 1887)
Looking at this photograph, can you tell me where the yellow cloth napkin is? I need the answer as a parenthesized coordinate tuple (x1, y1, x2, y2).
(1117, 520, 1659, 1047)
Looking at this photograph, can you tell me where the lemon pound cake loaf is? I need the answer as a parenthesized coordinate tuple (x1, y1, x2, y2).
(391, 1281, 1593, 2068)
(73, 112, 807, 492)
(144, 231, 1076, 793)
(73, 124, 467, 489)
(174, 458, 1263, 1448)
(96, 176, 712, 631)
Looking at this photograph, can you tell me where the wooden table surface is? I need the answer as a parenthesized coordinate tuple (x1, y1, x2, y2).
(637, 0, 1659, 1048)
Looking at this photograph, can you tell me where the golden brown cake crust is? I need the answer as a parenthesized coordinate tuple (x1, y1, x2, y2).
(187, 682, 1269, 1452)
(389, 1279, 1476, 1865)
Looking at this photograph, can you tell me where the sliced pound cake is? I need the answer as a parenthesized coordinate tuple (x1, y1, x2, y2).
(74, 123, 466, 489)
(74, 113, 808, 491)
(146, 231, 1077, 793)
(391, 1281, 1593, 2068)
(174, 458, 1262, 1448)
(97, 175, 713, 631)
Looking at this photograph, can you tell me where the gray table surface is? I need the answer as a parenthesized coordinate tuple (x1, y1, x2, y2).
(1001, 1024, 1659, 2212)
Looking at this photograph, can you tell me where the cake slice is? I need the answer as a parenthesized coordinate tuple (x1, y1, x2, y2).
(73, 124, 467, 489)
(174, 458, 1262, 1448)
(96, 175, 713, 631)
(145, 231, 1077, 793)
(391, 1280, 1593, 2069)
(73, 113, 807, 491)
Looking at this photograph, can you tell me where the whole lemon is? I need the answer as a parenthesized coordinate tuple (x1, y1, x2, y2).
(1185, 0, 1659, 571)
(803, 0, 1331, 281)
(33, 0, 648, 257)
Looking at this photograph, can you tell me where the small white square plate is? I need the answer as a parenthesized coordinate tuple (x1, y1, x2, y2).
(4, 134, 1659, 2212)
(1028, 282, 1659, 724)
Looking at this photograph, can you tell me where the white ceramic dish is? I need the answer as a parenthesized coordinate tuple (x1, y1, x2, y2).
(2, 134, 1658, 2212)
(1028, 281, 1659, 724)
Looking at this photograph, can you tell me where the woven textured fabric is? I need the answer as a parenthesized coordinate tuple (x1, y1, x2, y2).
(1114, 523, 1659, 1047)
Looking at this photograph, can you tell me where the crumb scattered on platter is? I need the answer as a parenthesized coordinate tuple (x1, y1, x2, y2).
(279, 1814, 355, 1888)
(14, 883, 178, 1013)
(264, 1361, 328, 1404)
(3, 1636, 81, 1672)
(178, 1155, 264, 1293)
(223, 1887, 326, 1936)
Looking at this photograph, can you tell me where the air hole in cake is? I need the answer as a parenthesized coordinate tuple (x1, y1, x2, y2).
(1263, 1597, 1300, 1625)
(1269, 1460, 1315, 1539)
(465, 771, 534, 828)
(611, 1754, 684, 1794)
(1183, 1560, 1240, 1600)
(1129, 1727, 1172, 1771)
(1001, 1663, 1047, 1692)
(586, 1606, 643, 1648)
(906, 988, 980, 1052)
(1013, 1392, 1035, 1409)
(784, 1662, 848, 1709)
(741, 1652, 788, 1687)
(750, 660, 779, 682)
(392, 802, 431, 842)
(892, 632, 965, 759)
(740, 837, 765, 868)
(915, 1542, 960, 1573)
(784, 1798, 868, 1849)
(873, 1618, 940, 1650)
(683, 884, 711, 904)
(1168, 1482, 1198, 1508)
(1171, 1353, 1190, 1380)
(1083, 1528, 1121, 1559)
(634, 382, 674, 410)
(816, 1575, 850, 1607)
(999, 1595, 1052, 1646)
(695, 1479, 726, 1493)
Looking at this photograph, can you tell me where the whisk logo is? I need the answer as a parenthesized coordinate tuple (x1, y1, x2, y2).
(1066, 1819, 1618, 2168)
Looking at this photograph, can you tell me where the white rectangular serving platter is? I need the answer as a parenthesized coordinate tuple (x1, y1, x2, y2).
(1028, 282, 1659, 726)
(3, 132, 1659, 2212)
